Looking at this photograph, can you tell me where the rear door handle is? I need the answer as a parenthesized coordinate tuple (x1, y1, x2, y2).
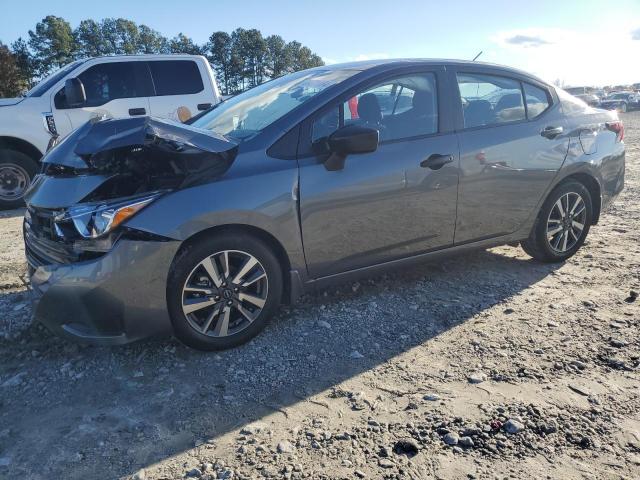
(420, 153, 454, 170)
(197, 103, 212, 111)
(129, 108, 146, 116)
(541, 126, 563, 139)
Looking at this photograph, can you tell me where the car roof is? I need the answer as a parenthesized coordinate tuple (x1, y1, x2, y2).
(308, 58, 549, 85)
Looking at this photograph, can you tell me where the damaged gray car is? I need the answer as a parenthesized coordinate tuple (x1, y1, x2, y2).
(24, 60, 625, 351)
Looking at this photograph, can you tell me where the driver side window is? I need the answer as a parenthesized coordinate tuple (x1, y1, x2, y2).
(311, 72, 438, 148)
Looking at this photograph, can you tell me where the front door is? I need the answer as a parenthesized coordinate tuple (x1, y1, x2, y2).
(298, 70, 460, 278)
(52, 61, 151, 137)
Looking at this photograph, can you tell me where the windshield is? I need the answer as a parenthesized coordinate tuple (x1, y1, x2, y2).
(609, 93, 630, 99)
(191, 68, 358, 141)
(26, 60, 85, 97)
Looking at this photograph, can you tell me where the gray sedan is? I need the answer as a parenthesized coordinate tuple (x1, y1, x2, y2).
(24, 59, 625, 350)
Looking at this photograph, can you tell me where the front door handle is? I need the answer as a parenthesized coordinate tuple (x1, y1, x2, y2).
(420, 153, 454, 170)
(197, 103, 212, 111)
(541, 126, 563, 139)
(129, 108, 146, 116)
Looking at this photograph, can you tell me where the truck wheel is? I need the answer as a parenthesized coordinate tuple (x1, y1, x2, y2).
(0, 149, 39, 209)
(167, 232, 283, 351)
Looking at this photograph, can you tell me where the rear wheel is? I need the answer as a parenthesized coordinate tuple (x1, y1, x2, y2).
(521, 180, 592, 262)
(167, 232, 283, 351)
(0, 149, 39, 209)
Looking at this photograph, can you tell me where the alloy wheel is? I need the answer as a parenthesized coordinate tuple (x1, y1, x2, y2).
(0, 163, 30, 201)
(546, 192, 587, 253)
(181, 250, 269, 337)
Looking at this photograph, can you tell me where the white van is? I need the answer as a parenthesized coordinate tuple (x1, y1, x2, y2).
(0, 54, 221, 208)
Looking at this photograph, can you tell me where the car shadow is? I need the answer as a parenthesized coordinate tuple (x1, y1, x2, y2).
(0, 207, 25, 219)
(0, 247, 563, 479)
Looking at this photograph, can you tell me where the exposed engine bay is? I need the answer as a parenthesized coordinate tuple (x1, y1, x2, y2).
(24, 116, 238, 265)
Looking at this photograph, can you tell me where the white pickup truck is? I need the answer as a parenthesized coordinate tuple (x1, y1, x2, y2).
(0, 54, 221, 208)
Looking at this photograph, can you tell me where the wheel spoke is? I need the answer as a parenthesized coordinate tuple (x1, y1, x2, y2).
(242, 271, 266, 287)
(573, 205, 586, 217)
(547, 225, 564, 237)
(569, 196, 583, 215)
(184, 286, 214, 295)
(238, 292, 266, 308)
(236, 303, 258, 323)
(212, 306, 231, 336)
(201, 257, 223, 288)
(200, 304, 222, 333)
(561, 230, 569, 251)
(555, 198, 565, 218)
(220, 251, 230, 278)
(183, 296, 217, 315)
(572, 220, 584, 230)
(232, 257, 258, 285)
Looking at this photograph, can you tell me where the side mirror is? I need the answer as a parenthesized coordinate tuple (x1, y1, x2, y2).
(64, 78, 86, 107)
(324, 125, 379, 171)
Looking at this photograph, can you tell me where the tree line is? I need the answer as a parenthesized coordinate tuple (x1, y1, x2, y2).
(0, 15, 324, 97)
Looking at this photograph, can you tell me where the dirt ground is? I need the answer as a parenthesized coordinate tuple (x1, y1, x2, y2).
(0, 113, 638, 480)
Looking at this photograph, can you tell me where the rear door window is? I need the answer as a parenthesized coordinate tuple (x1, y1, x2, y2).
(457, 73, 525, 128)
(148, 60, 204, 96)
(523, 83, 551, 118)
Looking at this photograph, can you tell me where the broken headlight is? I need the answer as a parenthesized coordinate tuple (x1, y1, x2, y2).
(56, 192, 164, 239)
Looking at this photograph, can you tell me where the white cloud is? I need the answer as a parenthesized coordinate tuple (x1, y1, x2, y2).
(491, 27, 640, 86)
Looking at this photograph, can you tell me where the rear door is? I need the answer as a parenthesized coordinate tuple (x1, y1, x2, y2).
(146, 59, 214, 121)
(298, 68, 460, 278)
(453, 69, 569, 244)
(53, 60, 152, 137)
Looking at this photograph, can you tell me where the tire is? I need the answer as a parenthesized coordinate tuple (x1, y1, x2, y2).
(620, 102, 628, 113)
(167, 232, 283, 351)
(521, 180, 593, 263)
(0, 149, 39, 209)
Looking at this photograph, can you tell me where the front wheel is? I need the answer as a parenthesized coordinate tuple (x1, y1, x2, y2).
(0, 149, 39, 209)
(620, 102, 628, 113)
(167, 232, 283, 351)
(521, 180, 592, 262)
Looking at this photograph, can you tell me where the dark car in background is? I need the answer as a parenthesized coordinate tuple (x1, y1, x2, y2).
(599, 92, 640, 112)
(24, 59, 625, 351)
(575, 93, 600, 107)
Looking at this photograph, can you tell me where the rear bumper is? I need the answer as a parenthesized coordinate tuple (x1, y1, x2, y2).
(28, 238, 180, 345)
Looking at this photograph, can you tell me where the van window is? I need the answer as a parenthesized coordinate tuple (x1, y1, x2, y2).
(148, 60, 204, 96)
(457, 73, 525, 128)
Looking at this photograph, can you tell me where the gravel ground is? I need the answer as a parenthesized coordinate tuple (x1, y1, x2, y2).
(0, 113, 639, 480)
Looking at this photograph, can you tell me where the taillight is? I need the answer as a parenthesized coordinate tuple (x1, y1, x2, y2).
(606, 121, 624, 142)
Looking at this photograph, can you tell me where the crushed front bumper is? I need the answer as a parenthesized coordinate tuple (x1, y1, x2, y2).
(27, 238, 180, 345)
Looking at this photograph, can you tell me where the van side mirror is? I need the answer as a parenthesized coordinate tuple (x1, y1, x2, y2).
(324, 125, 379, 171)
(64, 78, 86, 107)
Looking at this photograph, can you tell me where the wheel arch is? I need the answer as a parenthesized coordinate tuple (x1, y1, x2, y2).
(557, 172, 602, 224)
(0, 136, 43, 162)
(173, 223, 295, 304)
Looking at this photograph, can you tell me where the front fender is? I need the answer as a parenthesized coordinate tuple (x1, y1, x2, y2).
(125, 163, 306, 272)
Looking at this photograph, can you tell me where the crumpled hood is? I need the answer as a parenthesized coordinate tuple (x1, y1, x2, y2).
(25, 116, 239, 209)
(0, 97, 24, 107)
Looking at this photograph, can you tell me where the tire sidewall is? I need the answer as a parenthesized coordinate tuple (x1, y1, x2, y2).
(167, 233, 283, 351)
(534, 181, 592, 261)
(0, 149, 39, 209)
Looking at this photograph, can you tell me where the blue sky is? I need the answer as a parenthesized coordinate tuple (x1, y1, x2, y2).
(1, 0, 639, 86)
